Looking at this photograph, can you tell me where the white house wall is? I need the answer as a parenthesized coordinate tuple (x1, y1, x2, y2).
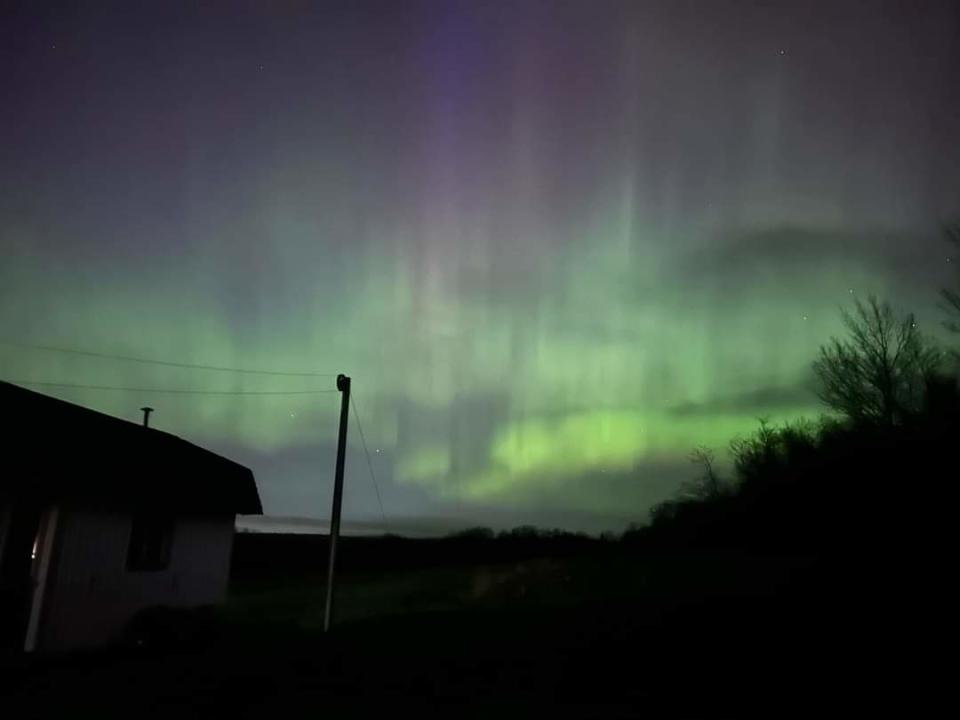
(38, 507, 236, 652)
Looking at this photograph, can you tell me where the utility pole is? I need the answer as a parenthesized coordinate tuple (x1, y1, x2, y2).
(324, 373, 350, 632)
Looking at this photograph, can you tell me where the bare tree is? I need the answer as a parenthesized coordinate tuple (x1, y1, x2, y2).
(684, 445, 724, 499)
(813, 296, 940, 426)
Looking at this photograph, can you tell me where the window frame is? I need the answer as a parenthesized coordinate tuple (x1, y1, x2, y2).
(125, 513, 175, 572)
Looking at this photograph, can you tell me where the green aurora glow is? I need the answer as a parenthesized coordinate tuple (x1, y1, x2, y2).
(1, 1, 957, 532)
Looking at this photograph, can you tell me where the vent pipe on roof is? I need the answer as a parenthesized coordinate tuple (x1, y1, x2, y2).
(140, 407, 154, 428)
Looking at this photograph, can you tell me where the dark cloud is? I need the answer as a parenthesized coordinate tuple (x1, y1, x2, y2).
(668, 381, 819, 418)
(677, 226, 945, 289)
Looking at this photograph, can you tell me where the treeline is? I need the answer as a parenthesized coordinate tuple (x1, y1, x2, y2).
(231, 526, 601, 581)
(624, 224, 960, 559)
(625, 389, 957, 555)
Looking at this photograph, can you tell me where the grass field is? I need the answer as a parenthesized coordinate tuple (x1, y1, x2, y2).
(1, 538, 894, 718)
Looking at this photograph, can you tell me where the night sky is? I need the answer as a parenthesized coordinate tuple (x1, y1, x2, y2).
(2, 1, 958, 534)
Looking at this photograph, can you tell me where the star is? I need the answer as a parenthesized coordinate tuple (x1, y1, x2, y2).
(778, 49, 786, 56)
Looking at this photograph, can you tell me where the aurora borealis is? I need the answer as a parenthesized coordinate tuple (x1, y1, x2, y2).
(2, 1, 958, 533)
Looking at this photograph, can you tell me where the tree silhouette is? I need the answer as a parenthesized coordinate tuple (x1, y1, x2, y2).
(729, 418, 819, 489)
(812, 296, 940, 426)
(683, 445, 724, 499)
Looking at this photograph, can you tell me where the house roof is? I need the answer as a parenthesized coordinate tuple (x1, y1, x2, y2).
(0, 382, 262, 515)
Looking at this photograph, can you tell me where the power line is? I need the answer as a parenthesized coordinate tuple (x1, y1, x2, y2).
(351, 394, 386, 523)
(0, 340, 336, 378)
(6, 380, 339, 396)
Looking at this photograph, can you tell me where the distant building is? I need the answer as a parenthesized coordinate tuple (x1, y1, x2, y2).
(0, 382, 262, 652)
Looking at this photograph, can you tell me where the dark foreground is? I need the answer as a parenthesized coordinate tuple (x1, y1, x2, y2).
(0, 537, 926, 719)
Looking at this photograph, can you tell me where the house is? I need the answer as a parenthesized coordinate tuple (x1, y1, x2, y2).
(0, 381, 262, 653)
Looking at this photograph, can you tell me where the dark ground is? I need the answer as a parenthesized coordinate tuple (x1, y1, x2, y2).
(0, 534, 926, 718)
